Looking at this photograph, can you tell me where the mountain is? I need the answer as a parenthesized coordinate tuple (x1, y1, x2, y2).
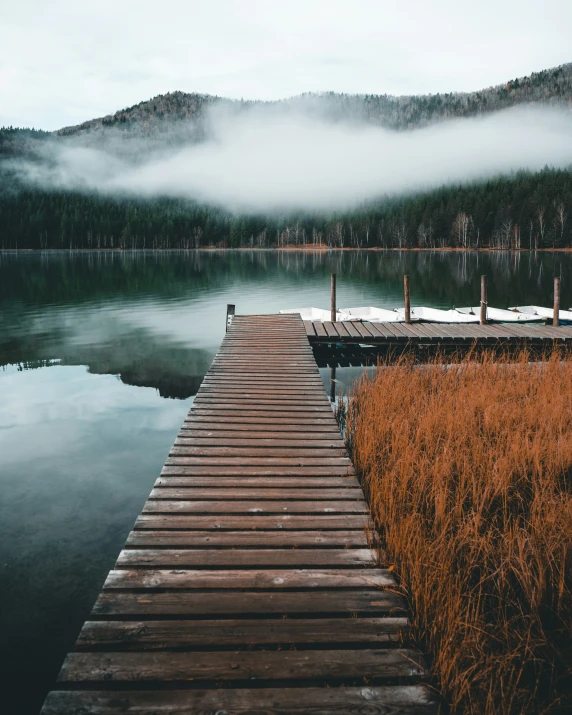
(2, 62, 572, 251)
(54, 62, 572, 138)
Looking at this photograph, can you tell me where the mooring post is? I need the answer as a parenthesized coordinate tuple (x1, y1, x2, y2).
(554, 277, 561, 327)
(480, 275, 487, 325)
(330, 364, 336, 403)
(331, 273, 336, 323)
(404, 275, 411, 324)
(226, 304, 235, 332)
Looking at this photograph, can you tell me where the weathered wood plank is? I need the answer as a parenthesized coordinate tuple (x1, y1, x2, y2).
(143, 500, 366, 514)
(154, 476, 360, 488)
(42, 685, 437, 714)
(115, 548, 376, 568)
(58, 649, 426, 683)
(160, 466, 357, 476)
(124, 529, 369, 548)
(134, 514, 371, 530)
(103, 568, 394, 590)
(148, 487, 362, 501)
(77, 616, 408, 650)
(93, 589, 403, 616)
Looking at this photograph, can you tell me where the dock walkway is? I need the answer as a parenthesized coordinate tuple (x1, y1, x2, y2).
(306, 318, 572, 345)
(42, 314, 435, 714)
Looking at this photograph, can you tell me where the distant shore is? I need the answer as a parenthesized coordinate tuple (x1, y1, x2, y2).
(3, 246, 572, 253)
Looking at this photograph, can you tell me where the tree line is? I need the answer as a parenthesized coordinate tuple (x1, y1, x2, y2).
(1, 168, 572, 250)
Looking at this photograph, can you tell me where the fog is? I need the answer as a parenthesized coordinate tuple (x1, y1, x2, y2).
(8, 105, 572, 213)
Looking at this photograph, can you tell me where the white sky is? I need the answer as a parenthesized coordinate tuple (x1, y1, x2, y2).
(1, 0, 571, 131)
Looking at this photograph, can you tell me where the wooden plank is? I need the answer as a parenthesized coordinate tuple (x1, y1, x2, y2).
(150, 487, 362, 500)
(42, 685, 437, 714)
(313, 321, 328, 338)
(104, 568, 393, 590)
(58, 649, 425, 683)
(168, 448, 349, 459)
(176, 431, 345, 441)
(181, 422, 341, 432)
(154, 476, 360, 487)
(184, 415, 340, 426)
(164, 457, 354, 467)
(125, 529, 369, 548)
(368, 321, 398, 339)
(175, 434, 345, 445)
(303, 319, 316, 337)
(93, 589, 402, 615)
(334, 321, 350, 337)
(134, 514, 372, 530)
(323, 321, 340, 338)
(160, 467, 356, 477)
(143, 500, 367, 514)
(77, 616, 408, 650)
(343, 321, 363, 339)
(185, 411, 338, 420)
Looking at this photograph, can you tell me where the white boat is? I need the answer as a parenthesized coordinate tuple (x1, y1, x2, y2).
(279, 307, 353, 321)
(457, 307, 542, 323)
(339, 306, 403, 323)
(509, 305, 572, 322)
(395, 306, 479, 323)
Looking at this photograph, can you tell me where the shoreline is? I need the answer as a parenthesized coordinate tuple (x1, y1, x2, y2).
(2, 247, 572, 254)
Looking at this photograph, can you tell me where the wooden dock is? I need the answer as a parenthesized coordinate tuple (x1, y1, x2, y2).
(305, 319, 572, 345)
(41, 314, 436, 714)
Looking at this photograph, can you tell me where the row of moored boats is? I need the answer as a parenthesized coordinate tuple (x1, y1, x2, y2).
(280, 305, 572, 324)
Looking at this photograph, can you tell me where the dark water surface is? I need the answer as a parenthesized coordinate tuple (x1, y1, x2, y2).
(1, 249, 570, 714)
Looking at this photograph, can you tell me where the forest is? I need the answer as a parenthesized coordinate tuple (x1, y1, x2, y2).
(1, 167, 572, 250)
(2, 62, 572, 251)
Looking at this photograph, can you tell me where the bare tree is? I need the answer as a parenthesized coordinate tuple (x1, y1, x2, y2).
(452, 212, 470, 247)
(537, 207, 545, 247)
(554, 202, 567, 248)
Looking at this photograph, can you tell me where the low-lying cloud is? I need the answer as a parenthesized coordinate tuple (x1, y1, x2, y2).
(8, 105, 572, 213)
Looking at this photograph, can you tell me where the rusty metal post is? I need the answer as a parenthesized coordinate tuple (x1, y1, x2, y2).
(554, 277, 561, 327)
(331, 273, 336, 323)
(404, 275, 411, 324)
(480, 275, 487, 325)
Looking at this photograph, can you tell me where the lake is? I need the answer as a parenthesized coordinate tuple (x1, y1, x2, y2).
(0, 248, 570, 714)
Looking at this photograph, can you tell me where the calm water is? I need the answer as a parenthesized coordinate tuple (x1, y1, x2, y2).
(0, 249, 570, 714)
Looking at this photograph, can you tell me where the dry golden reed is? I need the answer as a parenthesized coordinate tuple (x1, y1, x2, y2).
(346, 350, 572, 714)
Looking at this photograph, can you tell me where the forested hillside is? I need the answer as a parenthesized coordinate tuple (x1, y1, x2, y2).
(2, 62, 572, 250)
(54, 62, 572, 136)
(1, 169, 571, 250)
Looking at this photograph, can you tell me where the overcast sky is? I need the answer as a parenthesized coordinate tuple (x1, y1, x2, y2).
(1, 0, 571, 131)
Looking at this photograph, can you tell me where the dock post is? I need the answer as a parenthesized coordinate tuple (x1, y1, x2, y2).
(330, 364, 336, 403)
(226, 304, 235, 332)
(404, 275, 411, 324)
(554, 277, 561, 327)
(480, 275, 487, 325)
(331, 273, 336, 323)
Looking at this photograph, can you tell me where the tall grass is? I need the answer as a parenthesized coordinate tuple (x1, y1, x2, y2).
(346, 350, 572, 714)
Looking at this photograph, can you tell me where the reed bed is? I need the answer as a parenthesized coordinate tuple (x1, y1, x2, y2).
(345, 350, 572, 714)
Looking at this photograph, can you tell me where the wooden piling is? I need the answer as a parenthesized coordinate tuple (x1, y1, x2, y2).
(330, 364, 337, 403)
(480, 276, 487, 325)
(331, 274, 336, 323)
(226, 304, 235, 332)
(404, 275, 411, 324)
(554, 277, 561, 327)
